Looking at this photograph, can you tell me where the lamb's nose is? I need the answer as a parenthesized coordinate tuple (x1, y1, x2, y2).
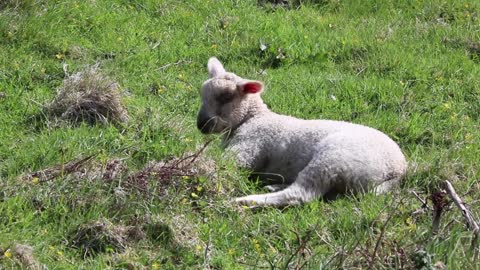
(197, 110, 214, 134)
(197, 119, 208, 133)
(197, 119, 214, 134)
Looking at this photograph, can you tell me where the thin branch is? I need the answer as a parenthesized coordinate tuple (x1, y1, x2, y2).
(203, 230, 213, 268)
(370, 199, 402, 269)
(25, 155, 96, 183)
(444, 180, 479, 251)
(156, 59, 192, 71)
(411, 190, 430, 210)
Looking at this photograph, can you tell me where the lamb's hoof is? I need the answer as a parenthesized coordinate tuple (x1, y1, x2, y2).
(264, 184, 288, 192)
(235, 196, 260, 209)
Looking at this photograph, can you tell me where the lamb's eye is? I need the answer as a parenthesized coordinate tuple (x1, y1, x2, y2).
(216, 92, 235, 104)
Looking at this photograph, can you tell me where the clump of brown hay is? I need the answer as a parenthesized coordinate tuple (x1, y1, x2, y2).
(69, 218, 179, 258)
(13, 244, 41, 270)
(47, 65, 128, 125)
(69, 218, 145, 257)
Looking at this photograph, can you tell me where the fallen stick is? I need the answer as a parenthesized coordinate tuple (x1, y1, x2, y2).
(156, 59, 192, 71)
(411, 190, 431, 217)
(411, 190, 430, 210)
(24, 155, 95, 183)
(444, 180, 479, 251)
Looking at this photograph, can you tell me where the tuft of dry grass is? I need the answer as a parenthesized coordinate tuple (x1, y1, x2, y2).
(47, 65, 128, 125)
(69, 217, 182, 258)
(12, 244, 41, 270)
(0, 0, 33, 10)
(69, 218, 145, 257)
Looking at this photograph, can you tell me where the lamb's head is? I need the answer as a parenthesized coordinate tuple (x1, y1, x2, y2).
(197, 57, 266, 134)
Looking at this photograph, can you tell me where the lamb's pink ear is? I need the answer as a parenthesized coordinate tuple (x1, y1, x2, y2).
(207, 57, 226, 78)
(238, 81, 263, 94)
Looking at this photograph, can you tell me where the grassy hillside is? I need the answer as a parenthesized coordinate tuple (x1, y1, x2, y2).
(1, 0, 479, 268)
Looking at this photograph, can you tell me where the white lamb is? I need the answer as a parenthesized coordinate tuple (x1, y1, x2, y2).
(197, 57, 407, 207)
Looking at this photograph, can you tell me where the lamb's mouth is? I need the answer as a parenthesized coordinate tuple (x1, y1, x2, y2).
(197, 116, 229, 134)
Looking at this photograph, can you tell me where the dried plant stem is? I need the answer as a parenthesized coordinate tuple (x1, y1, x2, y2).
(411, 190, 430, 210)
(156, 59, 192, 71)
(431, 191, 447, 234)
(27, 155, 95, 182)
(369, 198, 404, 269)
(444, 180, 479, 251)
(432, 207, 443, 234)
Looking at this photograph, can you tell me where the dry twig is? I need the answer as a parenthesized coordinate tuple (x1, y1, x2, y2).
(444, 180, 479, 251)
(23, 155, 95, 182)
(156, 59, 192, 71)
(411, 190, 431, 216)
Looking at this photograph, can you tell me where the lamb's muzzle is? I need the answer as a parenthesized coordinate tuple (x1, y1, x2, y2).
(196, 106, 215, 134)
(197, 57, 407, 207)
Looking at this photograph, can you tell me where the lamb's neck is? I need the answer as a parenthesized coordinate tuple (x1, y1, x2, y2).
(248, 97, 269, 115)
(222, 100, 270, 144)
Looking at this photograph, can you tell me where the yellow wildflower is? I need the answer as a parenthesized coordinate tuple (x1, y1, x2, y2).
(55, 53, 64, 60)
(4, 249, 12, 258)
(196, 186, 203, 192)
(190, 192, 199, 199)
(32, 177, 39, 184)
(405, 217, 416, 232)
(252, 239, 261, 253)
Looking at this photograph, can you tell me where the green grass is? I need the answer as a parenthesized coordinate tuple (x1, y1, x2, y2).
(1, 0, 479, 268)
